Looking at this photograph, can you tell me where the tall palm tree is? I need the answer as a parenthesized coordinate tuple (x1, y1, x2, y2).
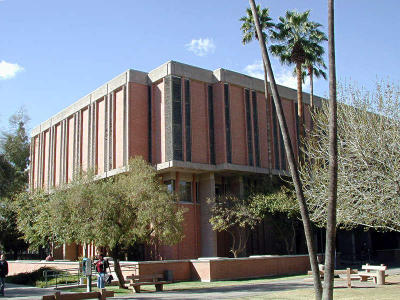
(270, 10, 326, 137)
(247, 1, 323, 299)
(323, 0, 338, 299)
(303, 39, 327, 108)
(240, 5, 275, 170)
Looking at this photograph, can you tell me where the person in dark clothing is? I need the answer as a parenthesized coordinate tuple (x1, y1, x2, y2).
(0, 254, 8, 296)
(95, 254, 109, 289)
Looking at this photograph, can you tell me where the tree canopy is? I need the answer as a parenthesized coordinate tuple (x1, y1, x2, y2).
(208, 194, 261, 258)
(15, 157, 185, 287)
(0, 110, 30, 256)
(300, 80, 400, 232)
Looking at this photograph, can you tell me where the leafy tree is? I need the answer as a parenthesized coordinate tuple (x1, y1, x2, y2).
(252, 185, 300, 254)
(247, 1, 322, 297)
(0, 155, 15, 198)
(15, 157, 185, 288)
(0, 110, 30, 257)
(270, 10, 326, 138)
(208, 195, 261, 258)
(1, 110, 30, 191)
(301, 80, 400, 232)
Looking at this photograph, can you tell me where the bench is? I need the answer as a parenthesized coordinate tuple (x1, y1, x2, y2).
(42, 288, 114, 300)
(308, 268, 358, 288)
(357, 264, 387, 285)
(126, 273, 171, 293)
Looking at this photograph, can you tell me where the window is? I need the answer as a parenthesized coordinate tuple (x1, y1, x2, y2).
(224, 84, 232, 163)
(172, 77, 183, 160)
(185, 79, 191, 161)
(164, 180, 175, 193)
(271, 101, 280, 169)
(252, 91, 260, 167)
(179, 181, 192, 202)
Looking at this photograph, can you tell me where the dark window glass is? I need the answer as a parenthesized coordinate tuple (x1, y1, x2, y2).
(224, 84, 232, 163)
(179, 180, 192, 202)
(148, 86, 152, 163)
(195, 182, 199, 204)
(252, 91, 260, 167)
(172, 77, 183, 160)
(208, 86, 216, 164)
(185, 80, 191, 161)
(271, 101, 280, 169)
(164, 180, 175, 193)
(245, 89, 253, 166)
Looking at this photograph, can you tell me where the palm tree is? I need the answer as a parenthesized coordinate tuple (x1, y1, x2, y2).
(303, 39, 327, 108)
(270, 10, 326, 137)
(323, 0, 338, 299)
(240, 5, 275, 169)
(247, 1, 323, 299)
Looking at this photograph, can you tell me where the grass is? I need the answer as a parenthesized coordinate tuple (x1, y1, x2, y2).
(63, 274, 308, 294)
(62, 274, 400, 299)
(5, 267, 81, 288)
(237, 275, 400, 300)
(35, 274, 80, 288)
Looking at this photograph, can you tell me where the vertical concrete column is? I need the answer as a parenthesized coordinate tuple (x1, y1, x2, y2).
(199, 173, 217, 257)
(123, 80, 129, 166)
(29, 138, 34, 189)
(108, 92, 114, 170)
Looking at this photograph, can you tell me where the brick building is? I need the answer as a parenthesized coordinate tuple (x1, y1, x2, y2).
(30, 60, 321, 260)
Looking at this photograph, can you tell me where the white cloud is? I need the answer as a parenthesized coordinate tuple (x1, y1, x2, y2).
(0, 60, 24, 80)
(185, 38, 216, 56)
(244, 60, 309, 90)
(244, 61, 264, 79)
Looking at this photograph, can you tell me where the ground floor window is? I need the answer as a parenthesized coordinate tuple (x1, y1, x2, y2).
(179, 180, 192, 202)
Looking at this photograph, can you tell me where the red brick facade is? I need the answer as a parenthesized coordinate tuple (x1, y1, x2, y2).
(30, 61, 321, 260)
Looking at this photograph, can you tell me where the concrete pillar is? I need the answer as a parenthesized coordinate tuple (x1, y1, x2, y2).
(199, 173, 217, 257)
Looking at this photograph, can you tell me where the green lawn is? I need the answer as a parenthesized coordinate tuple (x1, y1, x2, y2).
(238, 275, 400, 300)
(63, 274, 400, 300)
(64, 274, 307, 294)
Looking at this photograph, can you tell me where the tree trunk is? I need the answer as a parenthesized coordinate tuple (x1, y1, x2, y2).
(248, 1, 322, 299)
(263, 64, 272, 172)
(309, 66, 314, 108)
(296, 62, 304, 140)
(322, 1, 338, 299)
(111, 245, 127, 289)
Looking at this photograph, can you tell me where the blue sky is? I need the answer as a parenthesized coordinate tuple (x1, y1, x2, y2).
(0, 0, 399, 132)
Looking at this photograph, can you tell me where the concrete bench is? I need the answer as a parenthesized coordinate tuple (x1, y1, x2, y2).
(358, 264, 387, 285)
(308, 268, 358, 288)
(126, 273, 171, 293)
(42, 288, 114, 300)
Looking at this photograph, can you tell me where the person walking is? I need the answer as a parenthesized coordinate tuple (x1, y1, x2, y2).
(95, 254, 108, 289)
(0, 254, 8, 297)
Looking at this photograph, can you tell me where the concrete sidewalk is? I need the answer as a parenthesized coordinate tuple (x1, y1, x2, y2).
(1, 283, 57, 300)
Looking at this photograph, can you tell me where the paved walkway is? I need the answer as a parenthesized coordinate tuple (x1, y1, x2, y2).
(1, 283, 57, 299)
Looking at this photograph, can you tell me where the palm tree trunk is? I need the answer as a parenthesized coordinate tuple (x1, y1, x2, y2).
(248, 1, 322, 299)
(309, 66, 314, 108)
(322, 0, 338, 299)
(263, 64, 272, 172)
(296, 62, 304, 140)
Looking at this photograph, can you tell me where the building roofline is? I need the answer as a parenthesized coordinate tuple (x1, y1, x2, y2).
(32, 60, 324, 136)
